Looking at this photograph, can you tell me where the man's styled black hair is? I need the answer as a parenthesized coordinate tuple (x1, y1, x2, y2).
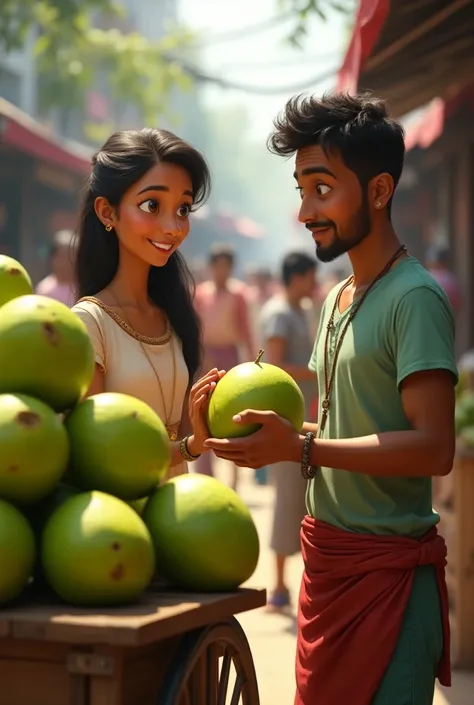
(268, 91, 406, 213)
(281, 251, 317, 287)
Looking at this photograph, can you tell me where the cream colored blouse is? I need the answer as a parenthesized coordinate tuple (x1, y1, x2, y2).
(72, 297, 189, 478)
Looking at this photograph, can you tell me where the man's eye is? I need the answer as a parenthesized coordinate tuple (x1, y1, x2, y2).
(138, 199, 158, 213)
(317, 184, 331, 196)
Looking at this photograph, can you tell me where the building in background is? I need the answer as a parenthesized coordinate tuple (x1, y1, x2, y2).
(338, 0, 474, 353)
(0, 0, 187, 280)
(0, 97, 90, 282)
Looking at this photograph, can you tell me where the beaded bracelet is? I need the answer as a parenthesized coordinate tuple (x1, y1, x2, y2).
(301, 431, 318, 480)
(179, 436, 201, 462)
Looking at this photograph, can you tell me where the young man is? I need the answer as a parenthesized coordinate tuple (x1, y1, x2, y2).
(205, 93, 457, 705)
(260, 252, 317, 611)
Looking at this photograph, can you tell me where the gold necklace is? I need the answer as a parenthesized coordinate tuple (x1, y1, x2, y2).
(108, 290, 179, 441)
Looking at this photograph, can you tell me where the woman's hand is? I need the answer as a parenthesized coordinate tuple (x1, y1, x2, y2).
(187, 368, 225, 456)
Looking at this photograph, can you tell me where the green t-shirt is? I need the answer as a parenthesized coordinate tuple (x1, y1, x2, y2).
(307, 256, 458, 536)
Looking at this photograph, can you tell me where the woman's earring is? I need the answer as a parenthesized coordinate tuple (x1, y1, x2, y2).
(375, 201, 382, 209)
(105, 224, 113, 232)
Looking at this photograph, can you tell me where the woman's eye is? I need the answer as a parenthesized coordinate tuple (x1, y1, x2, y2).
(317, 184, 331, 196)
(177, 204, 191, 217)
(138, 199, 158, 213)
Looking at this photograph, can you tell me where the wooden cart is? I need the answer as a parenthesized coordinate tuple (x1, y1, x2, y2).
(0, 586, 266, 705)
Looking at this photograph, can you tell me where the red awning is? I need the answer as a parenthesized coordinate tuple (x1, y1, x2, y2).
(402, 83, 474, 151)
(337, 0, 445, 151)
(337, 0, 474, 117)
(0, 97, 91, 175)
(403, 98, 446, 152)
(337, 0, 390, 94)
(338, 1, 474, 151)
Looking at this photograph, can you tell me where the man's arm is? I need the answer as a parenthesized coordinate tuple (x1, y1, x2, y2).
(302, 285, 458, 477)
(206, 369, 455, 475)
(298, 369, 455, 476)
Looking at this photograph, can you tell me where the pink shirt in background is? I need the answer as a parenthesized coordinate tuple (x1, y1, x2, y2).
(195, 279, 254, 356)
(36, 275, 76, 308)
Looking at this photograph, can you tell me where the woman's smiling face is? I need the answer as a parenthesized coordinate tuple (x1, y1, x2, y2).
(94, 161, 194, 267)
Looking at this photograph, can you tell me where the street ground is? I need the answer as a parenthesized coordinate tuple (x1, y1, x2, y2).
(212, 462, 474, 705)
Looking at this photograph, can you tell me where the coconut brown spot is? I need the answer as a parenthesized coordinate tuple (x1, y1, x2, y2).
(9, 268, 22, 277)
(131, 411, 139, 419)
(17, 411, 41, 428)
(111, 542, 121, 551)
(110, 563, 124, 581)
(42, 321, 60, 346)
(7, 465, 19, 473)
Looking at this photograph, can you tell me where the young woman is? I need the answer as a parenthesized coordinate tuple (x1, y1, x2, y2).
(72, 127, 222, 478)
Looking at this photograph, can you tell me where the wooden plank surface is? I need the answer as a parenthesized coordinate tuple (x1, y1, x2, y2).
(0, 587, 266, 647)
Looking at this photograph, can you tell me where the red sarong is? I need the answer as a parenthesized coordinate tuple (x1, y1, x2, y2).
(295, 516, 451, 705)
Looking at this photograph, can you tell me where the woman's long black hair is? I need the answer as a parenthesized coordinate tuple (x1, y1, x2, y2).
(75, 128, 211, 383)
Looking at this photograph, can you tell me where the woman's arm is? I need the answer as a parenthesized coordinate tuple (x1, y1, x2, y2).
(168, 389, 193, 467)
(85, 364, 105, 396)
(171, 369, 225, 466)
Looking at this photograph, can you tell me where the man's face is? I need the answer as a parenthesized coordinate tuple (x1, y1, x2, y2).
(211, 256, 233, 286)
(294, 145, 371, 263)
(292, 268, 316, 300)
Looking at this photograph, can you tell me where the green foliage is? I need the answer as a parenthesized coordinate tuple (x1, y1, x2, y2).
(0, 0, 116, 52)
(279, 0, 353, 46)
(0, 0, 193, 130)
(455, 387, 474, 447)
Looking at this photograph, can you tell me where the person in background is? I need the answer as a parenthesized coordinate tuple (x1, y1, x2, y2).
(194, 245, 254, 488)
(36, 229, 77, 307)
(247, 266, 276, 304)
(260, 251, 317, 610)
(426, 246, 462, 315)
(246, 265, 277, 351)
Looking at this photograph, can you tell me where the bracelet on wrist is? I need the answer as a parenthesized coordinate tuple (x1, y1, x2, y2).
(301, 431, 317, 480)
(179, 435, 201, 462)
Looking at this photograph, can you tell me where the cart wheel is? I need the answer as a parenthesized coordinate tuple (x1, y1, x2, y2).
(158, 617, 260, 705)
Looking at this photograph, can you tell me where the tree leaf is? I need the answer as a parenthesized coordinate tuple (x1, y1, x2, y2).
(1, 0, 195, 129)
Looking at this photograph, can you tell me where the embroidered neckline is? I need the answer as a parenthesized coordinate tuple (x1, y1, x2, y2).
(76, 296, 172, 346)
